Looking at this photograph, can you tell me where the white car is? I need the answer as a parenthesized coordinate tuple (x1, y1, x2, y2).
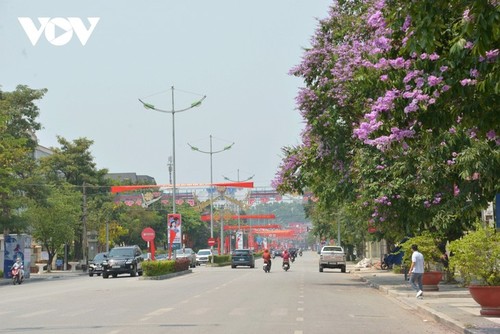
(196, 249, 213, 265)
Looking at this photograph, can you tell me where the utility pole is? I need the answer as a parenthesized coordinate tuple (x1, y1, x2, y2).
(82, 182, 88, 268)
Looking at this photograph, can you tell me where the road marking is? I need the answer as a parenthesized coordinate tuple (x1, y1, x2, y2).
(17, 309, 53, 318)
(294, 331, 303, 334)
(191, 307, 211, 315)
(296, 317, 304, 321)
(140, 307, 173, 321)
(297, 307, 304, 311)
(271, 308, 288, 316)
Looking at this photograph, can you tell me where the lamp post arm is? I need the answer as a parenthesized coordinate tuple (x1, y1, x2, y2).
(138, 95, 206, 114)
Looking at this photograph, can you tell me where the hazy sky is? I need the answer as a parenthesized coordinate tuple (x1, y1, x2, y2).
(1, 1, 332, 188)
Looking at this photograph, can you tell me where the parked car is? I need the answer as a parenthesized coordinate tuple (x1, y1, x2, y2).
(88, 252, 107, 277)
(174, 248, 196, 268)
(231, 249, 255, 268)
(102, 245, 144, 278)
(196, 249, 212, 265)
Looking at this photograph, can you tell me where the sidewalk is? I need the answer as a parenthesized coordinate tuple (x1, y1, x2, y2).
(351, 266, 500, 334)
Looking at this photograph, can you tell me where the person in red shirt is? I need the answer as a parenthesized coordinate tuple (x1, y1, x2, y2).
(263, 249, 272, 272)
(282, 249, 290, 269)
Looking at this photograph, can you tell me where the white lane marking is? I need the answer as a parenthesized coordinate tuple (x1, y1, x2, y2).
(294, 331, 303, 334)
(191, 307, 211, 315)
(140, 307, 173, 321)
(297, 307, 304, 311)
(17, 309, 53, 318)
(296, 317, 304, 321)
(64, 309, 93, 317)
(271, 308, 288, 316)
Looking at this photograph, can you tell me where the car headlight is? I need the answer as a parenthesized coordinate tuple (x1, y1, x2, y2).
(125, 259, 133, 265)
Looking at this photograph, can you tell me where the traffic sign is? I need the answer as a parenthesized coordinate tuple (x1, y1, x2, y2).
(141, 227, 156, 242)
(207, 238, 216, 246)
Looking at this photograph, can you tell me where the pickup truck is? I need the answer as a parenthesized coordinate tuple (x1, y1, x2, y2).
(319, 245, 346, 273)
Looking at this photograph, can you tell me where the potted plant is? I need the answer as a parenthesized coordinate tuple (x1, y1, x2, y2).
(401, 231, 445, 291)
(449, 222, 500, 317)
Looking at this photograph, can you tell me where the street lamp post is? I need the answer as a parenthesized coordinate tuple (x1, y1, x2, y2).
(139, 86, 206, 214)
(188, 135, 234, 255)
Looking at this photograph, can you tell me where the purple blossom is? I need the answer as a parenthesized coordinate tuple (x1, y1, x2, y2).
(449, 127, 456, 134)
(463, 9, 472, 22)
(465, 41, 474, 49)
(401, 15, 411, 31)
(427, 75, 443, 86)
(440, 66, 448, 72)
(420, 53, 428, 60)
(470, 69, 479, 77)
(442, 85, 451, 92)
(389, 57, 406, 69)
(424, 201, 431, 208)
(454, 184, 460, 196)
(380, 74, 389, 81)
(486, 130, 496, 140)
(429, 53, 440, 61)
(486, 49, 499, 60)
(460, 78, 477, 86)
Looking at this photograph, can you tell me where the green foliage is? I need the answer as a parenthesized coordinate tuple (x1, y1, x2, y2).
(0, 85, 46, 234)
(23, 183, 81, 269)
(142, 258, 190, 277)
(401, 231, 445, 272)
(212, 255, 230, 265)
(449, 222, 500, 286)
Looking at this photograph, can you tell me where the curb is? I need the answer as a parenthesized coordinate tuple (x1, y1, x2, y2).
(139, 269, 192, 280)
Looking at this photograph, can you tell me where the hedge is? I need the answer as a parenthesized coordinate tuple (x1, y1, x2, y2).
(142, 258, 190, 277)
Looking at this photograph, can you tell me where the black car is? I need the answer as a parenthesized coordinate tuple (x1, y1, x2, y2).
(102, 245, 144, 278)
(231, 249, 255, 268)
(88, 252, 107, 277)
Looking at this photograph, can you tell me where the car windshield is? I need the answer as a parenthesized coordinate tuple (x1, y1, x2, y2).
(323, 246, 343, 252)
(233, 250, 250, 256)
(93, 253, 106, 262)
(109, 248, 134, 257)
(198, 250, 211, 256)
(175, 249, 193, 255)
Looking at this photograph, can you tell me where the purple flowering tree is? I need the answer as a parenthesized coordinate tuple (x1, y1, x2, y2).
(274, 0, 499, 241)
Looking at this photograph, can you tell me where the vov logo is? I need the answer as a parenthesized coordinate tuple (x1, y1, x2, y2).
(18, 17, 100, 46)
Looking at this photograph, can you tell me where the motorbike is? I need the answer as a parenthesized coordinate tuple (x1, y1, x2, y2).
(282, 260, 290, 271)
(11, 266, 24, 285)
(299, 250, 303, 256)
(263, 260, 271, 273)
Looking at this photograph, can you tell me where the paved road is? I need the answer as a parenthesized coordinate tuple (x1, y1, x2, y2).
(0, 251, 454, 334)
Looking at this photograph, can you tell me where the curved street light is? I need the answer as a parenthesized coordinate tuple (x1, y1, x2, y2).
(139, 86, 206, 214)
(188, 135, 234, 255)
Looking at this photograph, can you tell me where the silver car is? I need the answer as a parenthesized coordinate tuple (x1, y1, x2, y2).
(174, 248, 197, 268)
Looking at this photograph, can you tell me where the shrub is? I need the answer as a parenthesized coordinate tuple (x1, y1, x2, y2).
(449, 222, 500, 286)
(142, 258, 190, 277)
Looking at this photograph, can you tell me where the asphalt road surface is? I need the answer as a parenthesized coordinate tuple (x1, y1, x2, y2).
(0, 251, 454, 334)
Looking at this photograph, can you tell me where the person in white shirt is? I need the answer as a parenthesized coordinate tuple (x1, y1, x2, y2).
(408, 244, 424, 298)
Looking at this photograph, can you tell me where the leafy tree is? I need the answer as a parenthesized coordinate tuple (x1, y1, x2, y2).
(23, 184, 80, 271)
(274, 0, 499, 243)
(0, 85, 46, 235)
(39, 136, 110, 261)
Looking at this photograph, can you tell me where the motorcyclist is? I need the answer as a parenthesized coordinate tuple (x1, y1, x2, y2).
(12, 258, 24, 278)
(282, 249, 290, 267)
(263, 249, 272, 271)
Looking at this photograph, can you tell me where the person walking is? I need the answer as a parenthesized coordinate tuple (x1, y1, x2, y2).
(408, 244, 424, 298)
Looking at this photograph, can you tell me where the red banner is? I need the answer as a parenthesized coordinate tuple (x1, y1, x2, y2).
(200, 214, 275, 221)
(111, 181, 254, 193)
